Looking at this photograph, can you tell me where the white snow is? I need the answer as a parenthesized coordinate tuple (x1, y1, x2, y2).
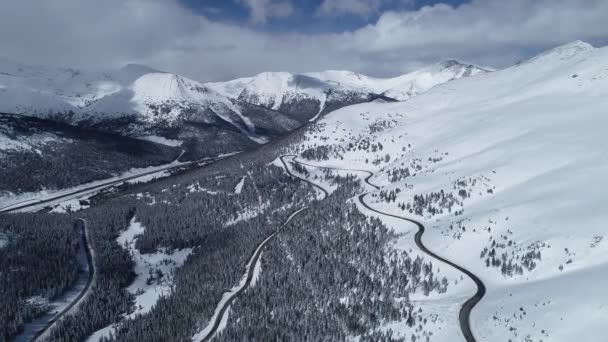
(119, 217, 192, 317)
(86, 324, 119, 342)
(234, 176, 246, 194)
(224, 201, 270, 227)
(187, 182, 220, 195)
(249, 252, 263, 288)
(0, 128, 66, 153)
(309, 91, 327, 122)
(293, 41, 608, 341)
(124, 170, 171, 185)
(306, 61, 489, 101)
(137, 135, 183, 147)
(89, 218, 192, 341)
(206, 76, 253, 98)
(0, 59, 268, 144)
(49, 198, 90, 213)
(239, 72, 330, 110)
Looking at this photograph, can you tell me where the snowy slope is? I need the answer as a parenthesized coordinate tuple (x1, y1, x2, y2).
(307, 60, 490, 101)
(291, 41, 608, 341)
(0, 59, 297, 144)
(238, 72, 329, 111)
(84, 72, 258, 133)
(206, 76, 253, 99)
(208, 71, 377, 122)
(0, 116, 66, 152)
(0, 58, 153, 112)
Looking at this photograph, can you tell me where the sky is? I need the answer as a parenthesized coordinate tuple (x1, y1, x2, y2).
(1, 0, 608, 82)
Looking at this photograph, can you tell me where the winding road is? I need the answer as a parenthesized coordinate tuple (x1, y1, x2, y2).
(281, 154, 486, 342)
(21, 219, 96, 342)
(279, 155, 329, 198)
(192, 208, 306, 342)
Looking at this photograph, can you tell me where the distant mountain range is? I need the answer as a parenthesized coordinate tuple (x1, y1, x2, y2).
(0, 58, 487, 148)
(0, 57, 487, 195)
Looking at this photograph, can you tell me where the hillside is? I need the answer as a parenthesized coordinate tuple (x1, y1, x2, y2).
(206, 61, 486, 122)
(306, 60, 490, 101)
(0, 113, 180, 197)
(208, 71, 379, 122)
(290, 41, 608, 341)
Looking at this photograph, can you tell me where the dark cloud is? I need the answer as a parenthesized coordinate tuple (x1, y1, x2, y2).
(1, 0, 607, 81)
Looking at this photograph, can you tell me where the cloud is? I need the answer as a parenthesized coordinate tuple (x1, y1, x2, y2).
(316, 0, 412, 18)
(238, 0, 293, 24)
(0, 0, 607, 81)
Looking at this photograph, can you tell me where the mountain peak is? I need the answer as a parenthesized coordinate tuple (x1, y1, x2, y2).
(438, 60, 462, 68)
(434, 60, 492, 73)
(557, 40, 594, 50)
(523, 40, 595, 65)
(545, 40, 595, 57)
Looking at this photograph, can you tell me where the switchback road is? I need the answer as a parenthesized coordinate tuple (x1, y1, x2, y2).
(283, 155, 485, 342)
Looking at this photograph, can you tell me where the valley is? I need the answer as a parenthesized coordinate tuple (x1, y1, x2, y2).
(1, 40, 607, 342)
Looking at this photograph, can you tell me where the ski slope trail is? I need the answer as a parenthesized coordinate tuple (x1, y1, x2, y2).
(284, 155, 485, 342)
(192, 208, 306, 342)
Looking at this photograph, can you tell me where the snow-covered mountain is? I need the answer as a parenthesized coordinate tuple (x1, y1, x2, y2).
(207, 71, 382, 122)
(307, 60, 490, 101)
(206, 61, 488, 122)
(0, 58, 155, 111)
(3, 58, 421, 155)
(290, 41, 608, 342)
(0, 59, 309, 156)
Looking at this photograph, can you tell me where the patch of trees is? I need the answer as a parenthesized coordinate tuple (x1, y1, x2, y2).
(480, 236, 544, 277)
(392, 190, 463, 217)
(0, 213, 77, 341)
(0, 113, 180, 194)
(213, 176, 447, 341)
(48, 203, 137, 341)
(388, 166, 411, 182)
(301, 145, 341, 161)
(81, 165, 315, 342)
(368, 119, 397, 134)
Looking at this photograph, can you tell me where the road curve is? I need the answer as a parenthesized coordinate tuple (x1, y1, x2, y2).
(193, 208, 306, 342)
(284, 155, 486, 342)
(31, 218, 96, 342)
(279, 155, 329, 198)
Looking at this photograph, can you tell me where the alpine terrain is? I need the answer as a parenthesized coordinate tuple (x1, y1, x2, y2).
(1, 17, 606, 342)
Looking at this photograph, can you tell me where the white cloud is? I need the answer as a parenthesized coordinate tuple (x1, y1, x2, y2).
(316, 0, 412, 17)
(0, 0, 607, 81)
(238, 0, 293, 24)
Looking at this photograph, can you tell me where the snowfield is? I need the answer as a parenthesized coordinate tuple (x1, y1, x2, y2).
(208, 61, 488, 106)
(306, 61, 489, 101)
(118, 218, 192, 318)
(88, 218, 192, 342)
(292, 41, 608, 341)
